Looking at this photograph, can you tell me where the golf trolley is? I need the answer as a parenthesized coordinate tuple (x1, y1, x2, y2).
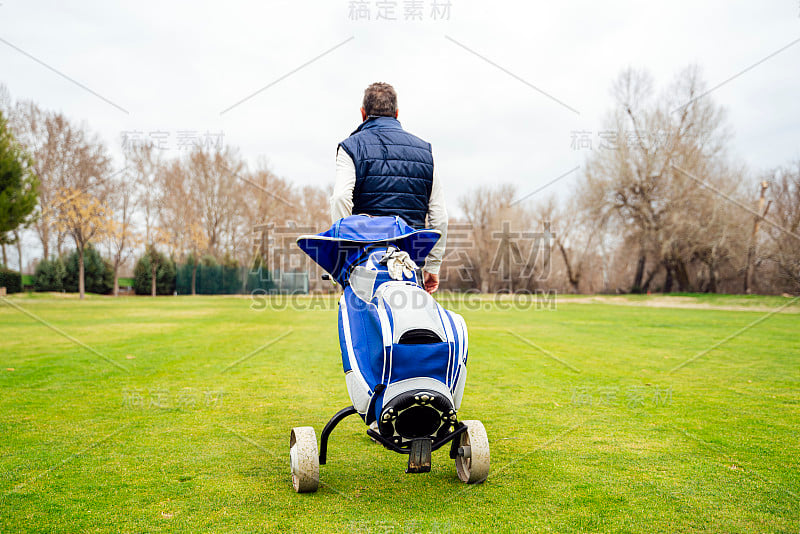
(289, 215, 490, 493)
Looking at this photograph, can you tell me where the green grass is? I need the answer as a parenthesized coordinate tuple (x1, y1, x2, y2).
(118, 277, 134, 287)
(0, 294, 798, 533)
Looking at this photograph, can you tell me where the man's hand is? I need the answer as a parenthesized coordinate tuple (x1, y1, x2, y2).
(423, 271, 439, 294)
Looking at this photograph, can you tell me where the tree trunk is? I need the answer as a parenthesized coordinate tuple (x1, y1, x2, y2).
(558, 241, 580, 293)
(744, 182, 769, 294)
(191, 263, 197, 296)
(14, 231, 23, 273)
(631, 253, 646, 293)
(479, 273, 489, 294)
(663, 263, 674, 293)
(240, 266, 248, 295)
(36, 221, 50, 261)
(675, 259, 691, 292)
(78, 247, 85, 300)
(151, 264, 157, 297)
(743, 247, 754, 293)
(706, 263, 718, 293)
(642, 264, 661, 292)
(113, 264, 120, 297)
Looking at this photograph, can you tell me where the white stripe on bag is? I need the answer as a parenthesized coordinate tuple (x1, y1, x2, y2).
(341, 294, 372, 395)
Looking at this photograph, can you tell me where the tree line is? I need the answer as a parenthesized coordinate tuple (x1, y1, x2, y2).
(0, 67, 798, 297)
(0, 84, 330, 297)
(443, 67, 799, 296)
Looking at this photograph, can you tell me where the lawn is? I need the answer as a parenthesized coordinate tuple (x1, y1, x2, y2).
(1, 293, 798, 533)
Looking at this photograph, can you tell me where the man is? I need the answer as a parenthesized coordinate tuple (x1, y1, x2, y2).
(330, 82, 448, 294)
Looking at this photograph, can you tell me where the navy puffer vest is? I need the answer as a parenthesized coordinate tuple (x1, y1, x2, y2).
(338, 116, 434, 229)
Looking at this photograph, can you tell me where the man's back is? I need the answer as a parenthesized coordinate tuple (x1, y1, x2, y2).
(338, 115, 434, 229)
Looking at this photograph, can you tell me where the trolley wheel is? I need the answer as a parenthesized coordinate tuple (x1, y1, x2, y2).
(290, 427, 319, 493)
(454, 420, 490, 484)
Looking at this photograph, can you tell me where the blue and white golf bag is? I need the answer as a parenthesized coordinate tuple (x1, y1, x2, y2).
(297, 215, 468, 446)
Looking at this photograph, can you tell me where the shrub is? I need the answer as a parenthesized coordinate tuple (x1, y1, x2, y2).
(134, 247, 176, 296)
(63, 246, 113, 295)
(0, 267, 22, 293)
(33, 256, 66, 292)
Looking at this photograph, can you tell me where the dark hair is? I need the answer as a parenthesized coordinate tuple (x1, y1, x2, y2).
(362, 82, 397, 117)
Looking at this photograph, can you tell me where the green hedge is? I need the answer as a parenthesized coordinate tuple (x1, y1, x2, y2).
(33, 246, 113, 294)
(34, 256, 66, 292)
(63, 246, 113, 294)
(134, 247, 176, 295)
(175, 263, 277, 295)
(0, 267, 22, 293)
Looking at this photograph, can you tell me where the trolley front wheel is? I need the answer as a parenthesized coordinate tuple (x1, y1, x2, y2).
(290, 426, 319, 493)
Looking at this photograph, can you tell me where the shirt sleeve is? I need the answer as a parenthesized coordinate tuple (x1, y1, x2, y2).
(330, 146, 355, 223)
(424, 165, 448, 275)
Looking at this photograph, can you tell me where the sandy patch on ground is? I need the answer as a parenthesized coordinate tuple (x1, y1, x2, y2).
(561, 295, 800, 313)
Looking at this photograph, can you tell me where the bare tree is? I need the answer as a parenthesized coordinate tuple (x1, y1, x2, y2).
(535, 191, 610, 293)
(184, 147, 245, 259)
(9, 103, 110, 258)
(762, 162, 800, 293)
(158, 158, 208, 294)
(105, 169, 139, 296)
(458, 184, 538, 293)
(127, 143, 161, 245)
(584, 65, 734, 292)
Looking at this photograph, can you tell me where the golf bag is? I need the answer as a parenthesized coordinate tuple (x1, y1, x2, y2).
(297, 215, 468, 443)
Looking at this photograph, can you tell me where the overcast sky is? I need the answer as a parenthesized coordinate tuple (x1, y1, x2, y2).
(1, 0, 799, 225)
